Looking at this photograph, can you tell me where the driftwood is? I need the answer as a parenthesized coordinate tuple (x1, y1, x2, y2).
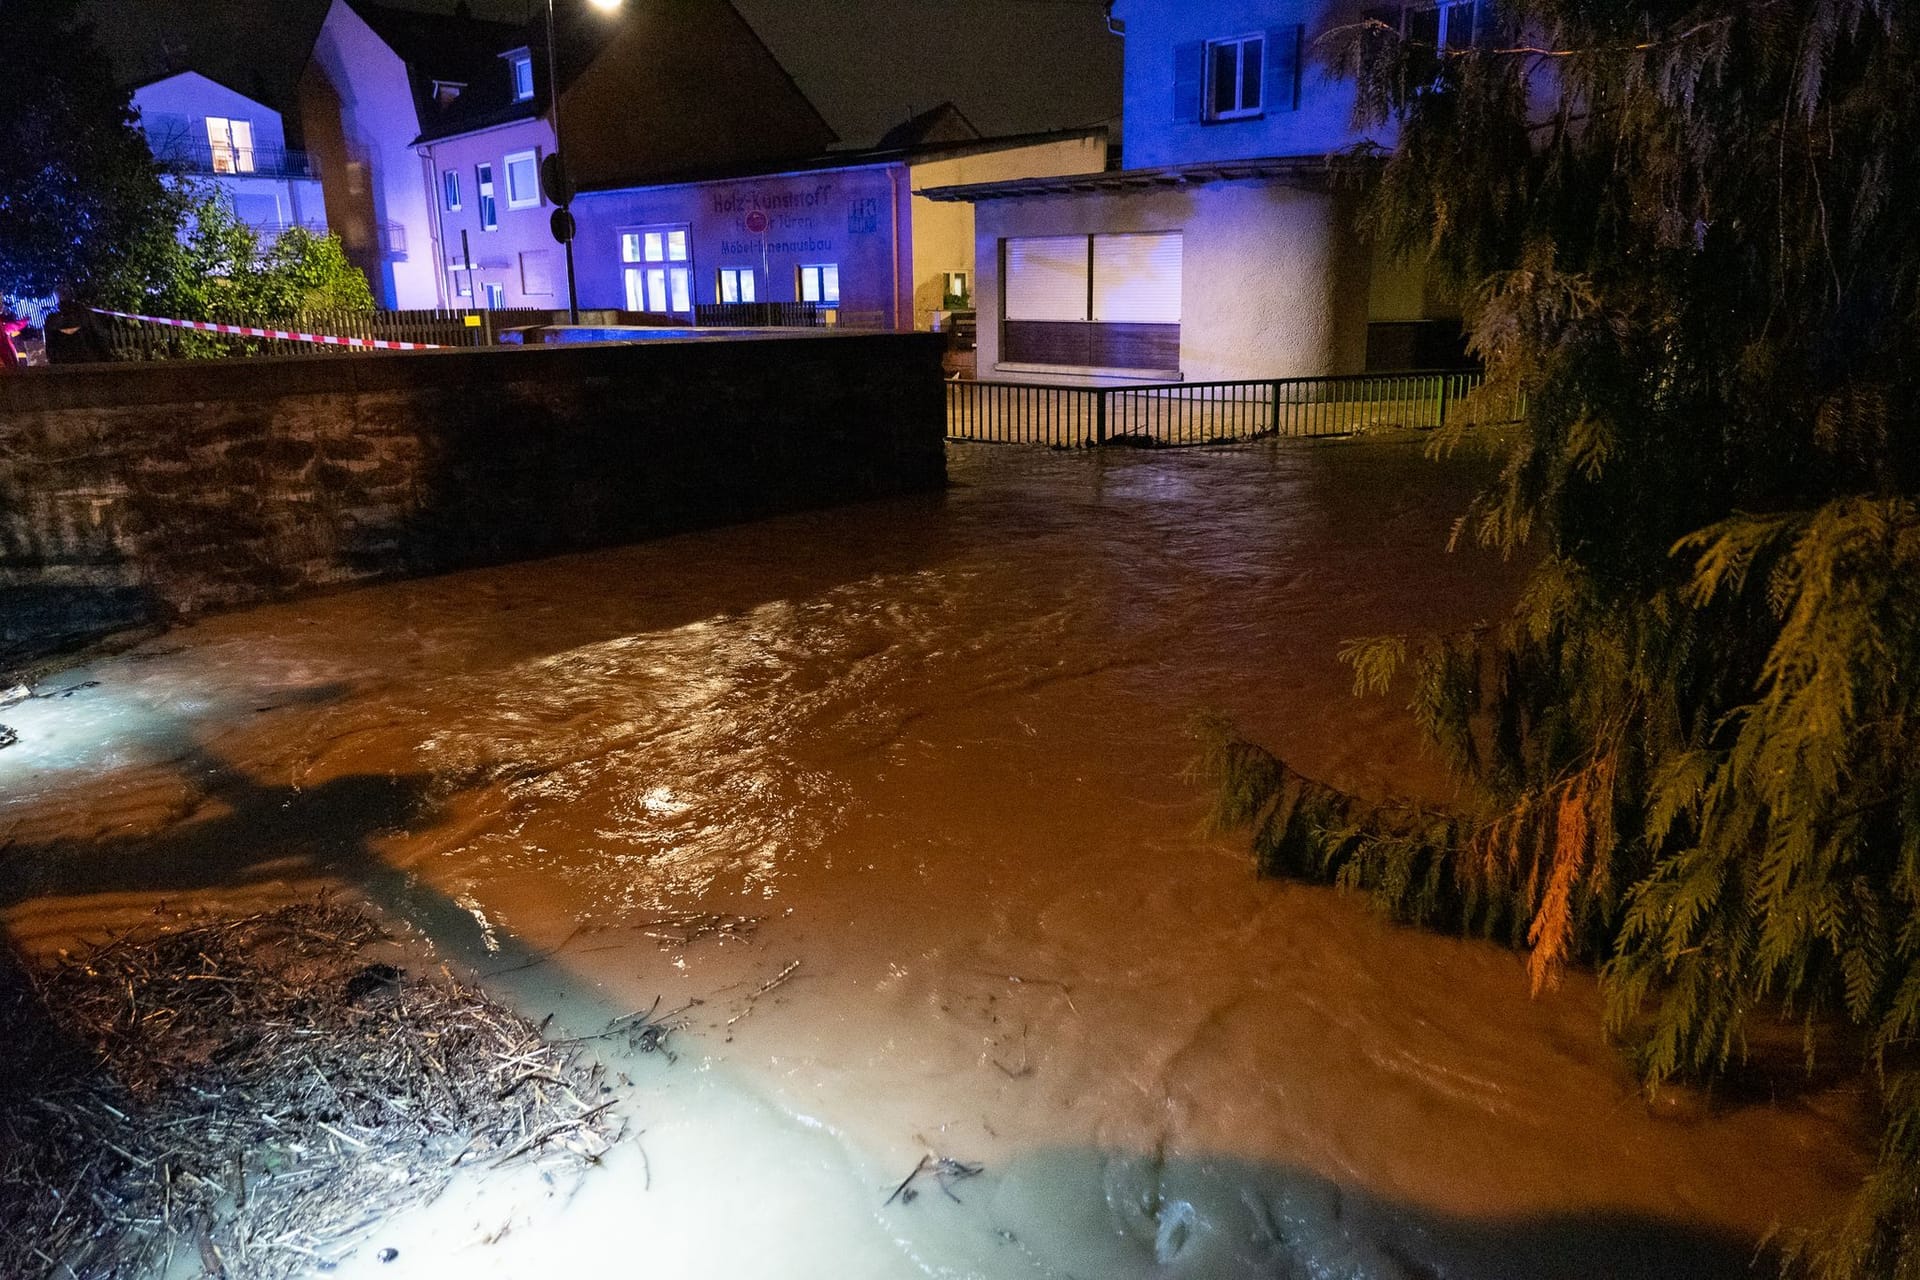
(0, 900, 620, 1279)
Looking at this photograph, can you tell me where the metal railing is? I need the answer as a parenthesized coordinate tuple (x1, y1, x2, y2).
(150, 139, 320, 180)
(945, 371, 1492, 447)
(693, 301, 831, 328)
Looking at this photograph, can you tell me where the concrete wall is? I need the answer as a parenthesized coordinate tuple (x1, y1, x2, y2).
(906, 133, 1107, 329)
(420, 117, 561, 310)
(0, 335, 946, 667)
(973, 176, 1370, 382)
(302, 0, 440, 309)
(1111, 0, 1388, 169)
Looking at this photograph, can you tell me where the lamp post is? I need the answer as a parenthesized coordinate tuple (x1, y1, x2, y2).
(543, 0, 621, 325)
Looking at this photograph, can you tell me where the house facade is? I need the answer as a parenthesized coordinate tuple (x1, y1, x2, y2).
(299, 1, 1105, 327)
(130, 71, 328, 244)
(567, 127, 1107, 330)
(302, 0, 841, 311)
(923, 0, 1464, 382)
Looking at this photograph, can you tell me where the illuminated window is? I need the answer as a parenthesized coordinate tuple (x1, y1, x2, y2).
(205, 116, 255, 173)
(620, 224, 692, 314)
(509, 52, 534, 102)
(443, 169, 461, 211)
(717, 267, 756, 304)
(505, 149, 540, 210)
(476, 163, 497, 231)
(797, 263, 840, 305)
(1206, 34, 1263, 120)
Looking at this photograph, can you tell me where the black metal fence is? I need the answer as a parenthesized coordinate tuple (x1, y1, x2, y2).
(945, 371, 1494, 447)
(693, 301, 830, 328)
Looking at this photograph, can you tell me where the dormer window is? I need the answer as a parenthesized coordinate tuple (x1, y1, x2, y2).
(508, 51, 534, 102)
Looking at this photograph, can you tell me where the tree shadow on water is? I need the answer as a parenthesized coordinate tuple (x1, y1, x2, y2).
(0, 730, 547, 978)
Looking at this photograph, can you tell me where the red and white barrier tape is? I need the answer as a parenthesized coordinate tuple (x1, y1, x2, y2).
(88, 308, 443, 351)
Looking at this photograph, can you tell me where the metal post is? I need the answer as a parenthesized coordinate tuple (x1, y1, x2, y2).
(545, 0, 579, 325)
(1095, 389, 1108, 446)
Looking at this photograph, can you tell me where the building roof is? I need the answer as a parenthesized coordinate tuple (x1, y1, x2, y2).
(873, 102, 982, 152)
(576, 124, 1108, 195)
(916, 154, 1336, 202)
(342, 0, 540, 145)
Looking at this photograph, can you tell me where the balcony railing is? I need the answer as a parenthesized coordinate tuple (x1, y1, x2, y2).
(150, 138, 320, 181)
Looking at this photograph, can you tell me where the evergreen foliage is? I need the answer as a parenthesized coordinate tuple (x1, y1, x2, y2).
(1201, 2, 1920, 1272)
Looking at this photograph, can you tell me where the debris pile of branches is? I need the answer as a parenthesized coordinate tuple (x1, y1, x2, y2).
(0, 900, 620, 1279)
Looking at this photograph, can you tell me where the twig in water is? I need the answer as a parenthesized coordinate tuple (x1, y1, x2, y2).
(723, 960, 801, 1034)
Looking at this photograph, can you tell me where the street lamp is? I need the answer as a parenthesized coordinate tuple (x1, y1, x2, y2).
(543, 0, 621, 324)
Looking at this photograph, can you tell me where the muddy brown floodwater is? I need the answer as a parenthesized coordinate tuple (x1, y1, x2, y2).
(1, 439, 1867, 1279)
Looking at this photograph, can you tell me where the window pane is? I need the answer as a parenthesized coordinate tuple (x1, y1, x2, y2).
(740, 270, 756, 303)
(719, 270, 738, 303)
(666, 230, 688, 261)
(1209, 43, 1237, 116)
(230, 119, 255, 172)
(206, 117, 233, 172)
(1240, 40, 1263, 111)
(669, 268, 690, 313)
(1408, 7, 1441, 47)
(624, 268, 645, 310)
(507, 154, 537, 205)
(1443, 0, 1476, 48)
(647, 268, 666, 311)
(644, 232, 664, 262)
(621, 233, 641, 263)
(822, 265, 840, 304)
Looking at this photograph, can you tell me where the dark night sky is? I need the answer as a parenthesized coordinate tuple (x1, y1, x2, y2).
(84, 0, 1123, 149)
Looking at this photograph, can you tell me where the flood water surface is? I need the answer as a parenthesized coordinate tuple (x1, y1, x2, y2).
(1, 441, 1866, 1278)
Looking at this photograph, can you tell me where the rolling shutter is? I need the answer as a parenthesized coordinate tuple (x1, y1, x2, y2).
(1091, 233, 1182, 324)
(1266, 24, 1303, 112)
(1004, 237, 1090, 322)
(1172, 41, 1205, 123)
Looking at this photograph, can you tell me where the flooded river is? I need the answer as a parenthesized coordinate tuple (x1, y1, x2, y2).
(0, 439, 1865, 1278)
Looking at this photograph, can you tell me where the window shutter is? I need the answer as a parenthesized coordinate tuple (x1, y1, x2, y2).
(1266, 24, 1303, 112)
(1172, 41, 1204, 122)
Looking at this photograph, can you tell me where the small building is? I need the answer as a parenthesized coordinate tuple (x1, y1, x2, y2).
(568, 116, 1108, 330)
(130, 71, 328, 244)
(921, 0, 1464, 382)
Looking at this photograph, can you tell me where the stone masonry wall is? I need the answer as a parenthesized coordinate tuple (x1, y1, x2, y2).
(0, 333, 948, 666)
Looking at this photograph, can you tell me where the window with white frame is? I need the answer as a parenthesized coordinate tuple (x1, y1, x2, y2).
(504, 150, 541, 210)
(797, 263, 840, 305)
(1206, 34, 1264, 120)
(509, 52, 534, 102)
(443, 169, 462, 212)
(482, 281, 506, 309)
(476, 163, 497, 231)
(717, 267, 757, 304)
(621, 225, 692, 315)
(1405, 0, 1480, 50)
(205, 116, 256, 173)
